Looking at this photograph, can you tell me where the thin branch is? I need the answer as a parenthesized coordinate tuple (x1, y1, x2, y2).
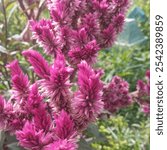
(18, 0, 31, 19)
(1, 0, 8, 47)
(36, 1, 46, 20)
(1, 0, 11, 89)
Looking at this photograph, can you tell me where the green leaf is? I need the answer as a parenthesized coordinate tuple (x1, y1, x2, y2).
(7, 142, 24, 150)
(0, 45, 8, 54)
(78, 138, 92, 150)
(0, 131, 6, 149)
(7, 1, 18, 23)
(87, 124, 107, 142)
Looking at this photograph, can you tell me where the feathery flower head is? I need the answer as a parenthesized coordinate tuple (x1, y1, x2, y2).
(33, 104, 52, 133)
(72, 61, 103, 130)
(40, 53, 73, 112)
(103, 76, 132, 113)
(27, 84, 43, 110)
(27, 84, 52, 132)
(68, 40, 100, 65)
(30, 19, 60, 55)
(16, 121, 52, 150)
(30, 0, 129, 60)
(22, 49, 50, 79)
(0, 97, 27, 132)
(7, 60, 30, 101)
(54, 110, 77, 140)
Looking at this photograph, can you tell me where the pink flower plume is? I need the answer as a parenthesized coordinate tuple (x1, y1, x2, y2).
(103, 76, 132, 113)
(7, 60, 30, 101)
(72, 61, 103, 130)
(22, 49, 50, 79)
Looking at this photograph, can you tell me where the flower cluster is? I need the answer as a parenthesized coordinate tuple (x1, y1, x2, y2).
(136, 70, 150, 114)
(0, 0, 130, 149)
(102, 76, 132, 113)
(30, 0, 129, 64)
(72, 61, 103, 130)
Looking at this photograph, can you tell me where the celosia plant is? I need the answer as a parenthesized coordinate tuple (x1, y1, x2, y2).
(0, 0, 133, 149)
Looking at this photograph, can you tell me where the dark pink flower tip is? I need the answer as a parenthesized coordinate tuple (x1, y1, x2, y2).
(7, 60, 22, 76)
(68, 40, 99, 65)
(40, 53, 73, 112)
(11, 74, 29, 100)
(146, 70, 150, 81)
(101, 24, 116, 48)
(113, 0, 129, 7)
(22, 49, 50, 79)
(113, 14, 125, 33)
(16, 121, 52, 149)
(7, 60, 30, 100)
(29, 19, 60, 55)
(54, 110, 77, 139)
(72, 61, 103, 130)
(103, 76, 132, 113)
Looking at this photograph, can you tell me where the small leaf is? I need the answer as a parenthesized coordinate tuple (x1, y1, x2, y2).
(0, 131, 6, 149)
(78, 138, 92, 150)
(0, 45, 8, 54)
(7, 142, 24, 150)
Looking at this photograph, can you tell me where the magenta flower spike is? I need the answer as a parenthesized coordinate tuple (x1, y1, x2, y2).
(16, 121, 52, 150)
(22, 49, 50, 79)
(54, 110, 77, 140)
(72, 61, 103, 130)
(0, 0, 131, 149)
(30, 19, 60, 55)
(102, 76, 132, 113)
(7, 60, 30, 101)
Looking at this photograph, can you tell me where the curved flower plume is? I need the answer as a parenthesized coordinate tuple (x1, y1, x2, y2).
(48, 0, 81, 26)
(22, 49, 50, 79)
(0, 96, 27, 132)
(136, 70, 150, 114)
(40, 53, 73, 112)
(30, 19, 60, 55)
(72, 61, 103, 130)
(7, 60, 30, 101)
(103, 76, 132, 113)
(27, 84, 52, 132)
(16, 121, 52, 150)
(23, 49, 73, 112)
(54, 110, 77, 140)
(48, 53, 73, 112)
(0, 96, 13, 130)
(27, 84, 43, 112)
(68, 28, 100, 65)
